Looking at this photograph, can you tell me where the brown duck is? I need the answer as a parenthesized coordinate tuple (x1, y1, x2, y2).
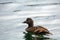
(23, 18, 52, 35)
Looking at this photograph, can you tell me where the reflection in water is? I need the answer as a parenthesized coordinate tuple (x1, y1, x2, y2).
(23, 32, 52, 40)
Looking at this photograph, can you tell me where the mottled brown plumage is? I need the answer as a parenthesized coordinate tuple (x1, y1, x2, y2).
(23, 18, 52, 35)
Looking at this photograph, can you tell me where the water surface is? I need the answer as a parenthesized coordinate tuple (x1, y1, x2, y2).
(0, 0, 60, 40)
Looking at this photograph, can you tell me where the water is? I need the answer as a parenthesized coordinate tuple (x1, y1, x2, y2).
(0, 0, 60, 40)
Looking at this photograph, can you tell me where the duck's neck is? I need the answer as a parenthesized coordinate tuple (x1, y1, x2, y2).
(28, 23, 33, 28)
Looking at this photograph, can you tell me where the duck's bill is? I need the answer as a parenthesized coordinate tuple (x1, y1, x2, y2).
(23, 21, 27, 23)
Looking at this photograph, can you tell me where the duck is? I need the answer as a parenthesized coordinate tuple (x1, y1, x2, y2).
(23, 18, 52, 35)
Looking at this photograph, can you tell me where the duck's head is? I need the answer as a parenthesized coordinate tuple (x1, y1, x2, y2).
(23, 18, 34, 27)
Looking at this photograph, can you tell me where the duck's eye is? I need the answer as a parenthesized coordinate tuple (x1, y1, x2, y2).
(26, 19, 29, 21)
(26, 20, 30, 23)
(26, 20, 28, 21)
(28, 20, 30, 22)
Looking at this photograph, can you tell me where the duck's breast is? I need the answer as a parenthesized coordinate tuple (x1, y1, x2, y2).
(26, 27, 37, 33)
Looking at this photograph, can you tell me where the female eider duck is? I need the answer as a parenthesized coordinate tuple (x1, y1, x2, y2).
(23, 18, 52, 35)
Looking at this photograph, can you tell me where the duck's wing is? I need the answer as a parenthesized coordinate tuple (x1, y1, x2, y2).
(34, 26, 52, 35)
(34, 26, 48, 32)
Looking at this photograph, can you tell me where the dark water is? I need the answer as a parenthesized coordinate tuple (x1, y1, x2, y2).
(23, 32, 55, 40)
(0, 0, 60, 40)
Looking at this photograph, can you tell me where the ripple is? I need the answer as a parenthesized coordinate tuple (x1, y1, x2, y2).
(25, 3, 60, 6)
(0, 2, 13, 4)
(0, 13, 55, 20)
